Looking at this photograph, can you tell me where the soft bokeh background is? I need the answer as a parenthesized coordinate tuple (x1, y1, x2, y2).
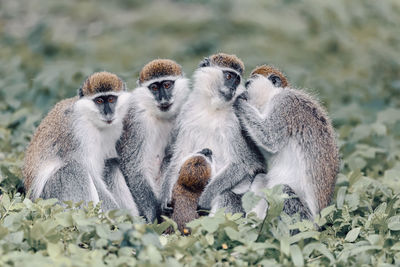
(1, 0, 400, 196)
(1, 1, 400, 265)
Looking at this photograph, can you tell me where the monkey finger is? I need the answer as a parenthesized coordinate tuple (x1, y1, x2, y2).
(196, 204, 210, 217)
(162, 204, 174, 216)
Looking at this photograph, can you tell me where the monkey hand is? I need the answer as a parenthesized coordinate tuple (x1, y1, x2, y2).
(233, 91, 248, 111)
(196, 204, 210, 217)
(197, 194, 212, 212)
(162, 202, 174, 217)
(238, 91, 249, 101)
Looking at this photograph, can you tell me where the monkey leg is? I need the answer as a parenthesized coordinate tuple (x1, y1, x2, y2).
(282, 185, 312, 220)
(40, 160, 119, 211)
(250, 174, 312, 220)
(249, 173, 269, 219)
(103, 158, 139, 217)
(217, 191, 244, 214)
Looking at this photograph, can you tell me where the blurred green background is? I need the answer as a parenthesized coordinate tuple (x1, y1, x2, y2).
(0, 0, 400, 191)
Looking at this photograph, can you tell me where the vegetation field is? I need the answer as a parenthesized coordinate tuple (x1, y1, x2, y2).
(1, 0, 400, 266)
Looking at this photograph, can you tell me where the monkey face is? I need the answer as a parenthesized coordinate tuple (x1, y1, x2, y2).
(195, 66, 243, 103)
(75, 71, 130, 129)
(147, 79, 175, 112)
(135, 75, 189, 119)
(244, 75, 283, 111)
(92, 94, 119, 124)
(220, 70, 241, 101)
(75, 92, 130, 129)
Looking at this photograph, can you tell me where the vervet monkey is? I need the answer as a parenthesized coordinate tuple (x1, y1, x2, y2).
(116, 59, 190, 222)
(161, 53, 265, 214)
(24, 72, 137, 214)
(234, 65, 339, 219)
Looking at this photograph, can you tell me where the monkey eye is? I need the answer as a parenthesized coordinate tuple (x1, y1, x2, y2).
(149, 83, 158, 91)
(108, 95, 116, 103)
(269, 74, 282, 87)
(163, 81, 172, 89)
(225, 73, 232, 80)
(95, 97, 104, 104)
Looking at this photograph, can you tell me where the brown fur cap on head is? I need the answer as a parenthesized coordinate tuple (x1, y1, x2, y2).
(250, 65, 290, 88)
(139, 59, 183, 85)
(199, 53, 245, 75)
(78, 71, 126, 97)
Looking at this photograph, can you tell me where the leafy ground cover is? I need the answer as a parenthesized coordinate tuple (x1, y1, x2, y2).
(0, 0, 400, 265)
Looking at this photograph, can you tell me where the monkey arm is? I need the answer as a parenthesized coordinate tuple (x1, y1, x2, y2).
(198, 163, 249, 210)
(159, 125, 181, 213)
(160, 126, 179, 175)
(119, 147, 160, 222)
(234, 97, 289, 154)
(124, 171, 160, 222)
(117, 119, 161, 223)
(160, 161, 179, 213)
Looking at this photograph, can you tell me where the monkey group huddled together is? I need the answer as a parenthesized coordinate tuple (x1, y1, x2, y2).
(23, 53, 339, 233)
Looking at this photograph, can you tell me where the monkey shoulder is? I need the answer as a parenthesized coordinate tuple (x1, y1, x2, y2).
(23, 97, 79, 189)
(30, 97, 78, 153)
(270, 89, 332, 132)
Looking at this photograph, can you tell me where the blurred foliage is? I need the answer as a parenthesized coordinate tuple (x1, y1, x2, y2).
(0, 0, 400, 265)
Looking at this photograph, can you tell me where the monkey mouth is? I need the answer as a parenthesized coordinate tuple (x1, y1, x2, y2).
(158, 103, 173, 112)
(103, 119, 114, 124)
(219, 90, 234, 102)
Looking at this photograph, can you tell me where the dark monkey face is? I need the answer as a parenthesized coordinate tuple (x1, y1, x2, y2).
(148, 80, 175, 112)
(220, 70, 241, 101)
(93, 94, 119, 124)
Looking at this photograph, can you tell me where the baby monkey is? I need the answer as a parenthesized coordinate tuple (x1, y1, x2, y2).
(169, 148, 213, 234)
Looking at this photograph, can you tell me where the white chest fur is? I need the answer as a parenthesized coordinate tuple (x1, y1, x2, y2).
(141, 113, 174, 196)
(176, 101, 239, 172)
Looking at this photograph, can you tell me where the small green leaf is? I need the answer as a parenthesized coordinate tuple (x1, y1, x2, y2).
(290, 244, 304, 267)
(280, 237, 290, 256)
(205, 233, 214, 245)
(391, 243, 400, 251)
(242, 191, 261, 213)
(200, 216, 224, 233)
(303, 243, 335, 264)
(345, 227, 361, 242)
(0, 225, 9, 239)
(225, 227, 240, 241)
(47, 242, 62, 259)
(336, 186, 347, 209)
(96, 224, 111, 239)
(388, 215, 400, 231)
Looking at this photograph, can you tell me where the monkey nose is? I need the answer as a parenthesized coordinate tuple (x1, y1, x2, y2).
(199, 148, 212, 159)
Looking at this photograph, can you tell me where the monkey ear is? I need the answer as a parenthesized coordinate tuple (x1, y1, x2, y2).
(77, 87, 84, 98)
(199, 57, 210, 68)
(121, 82, 127, 91)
